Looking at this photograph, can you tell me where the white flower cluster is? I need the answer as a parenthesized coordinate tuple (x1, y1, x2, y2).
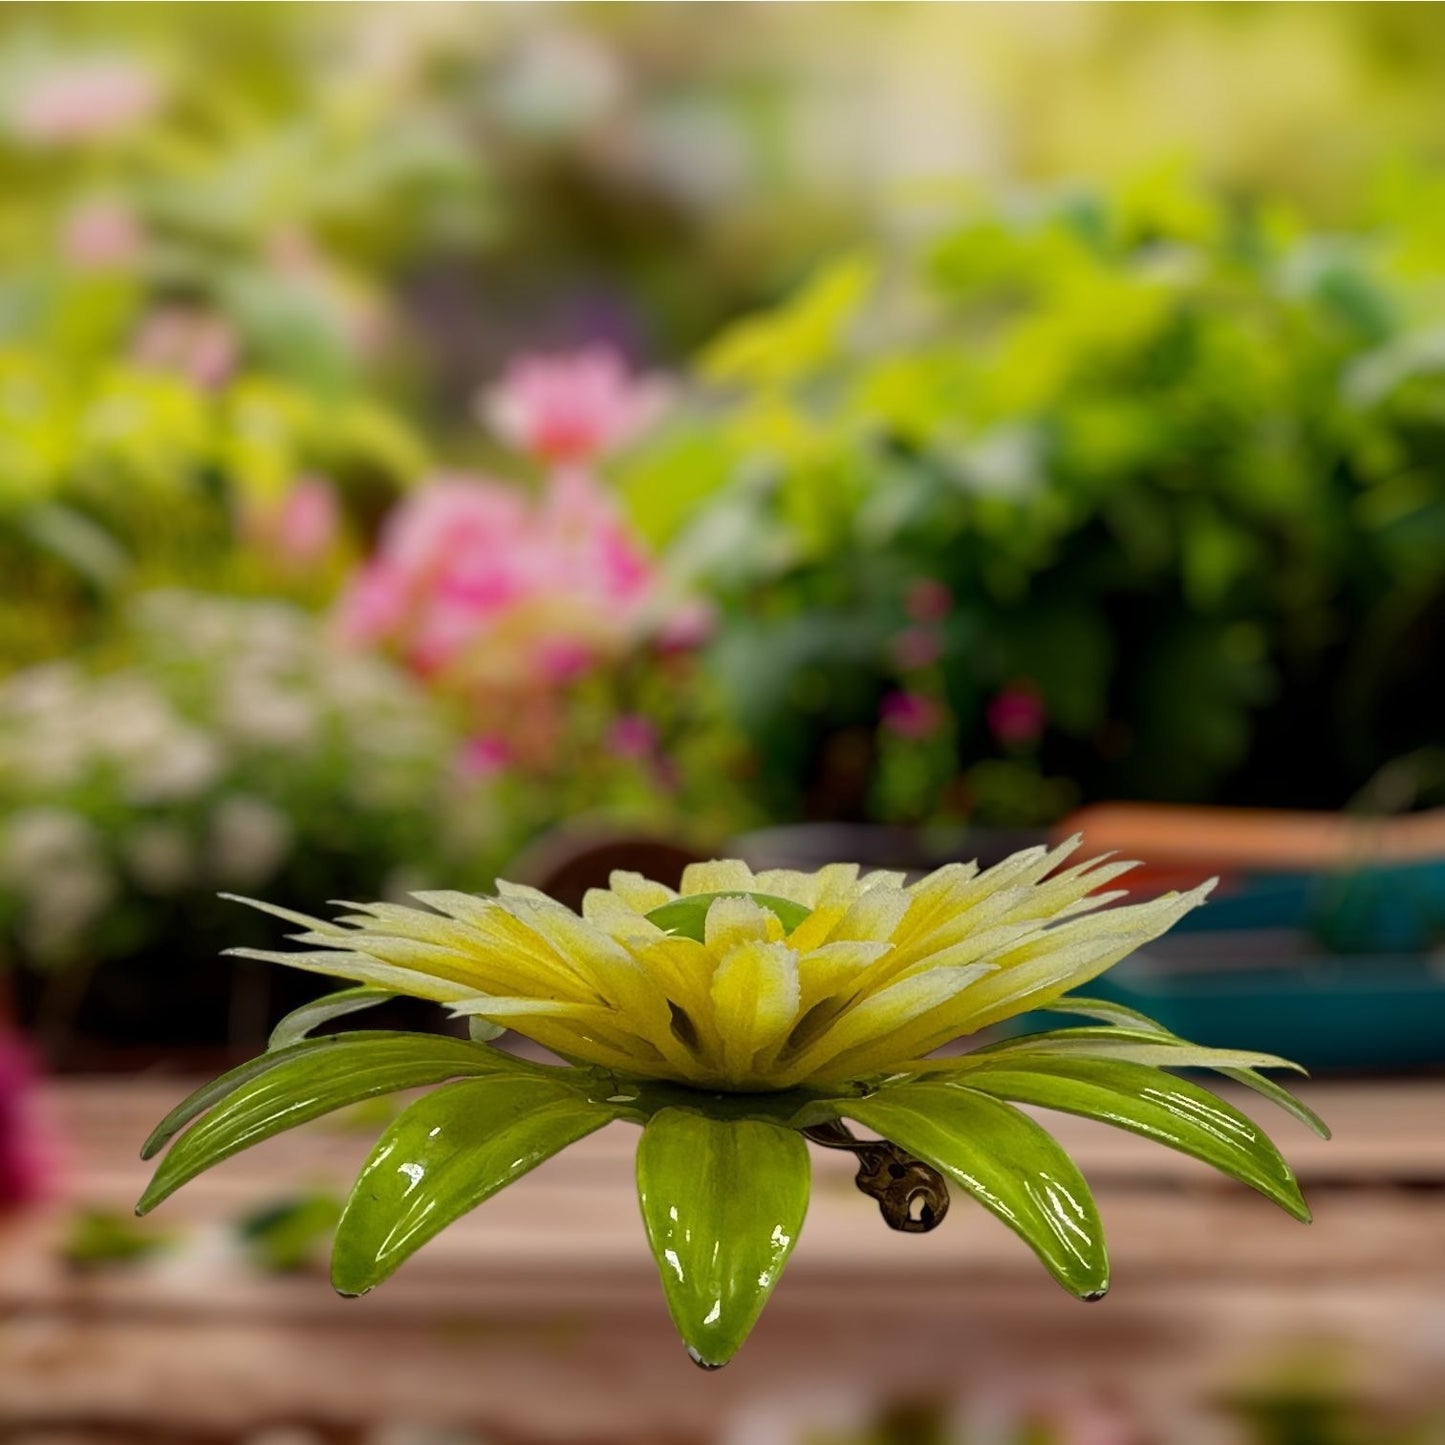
(0, 592, 474, 968)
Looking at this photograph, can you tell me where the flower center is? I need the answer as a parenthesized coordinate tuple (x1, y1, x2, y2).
(645, 891, 813, 942)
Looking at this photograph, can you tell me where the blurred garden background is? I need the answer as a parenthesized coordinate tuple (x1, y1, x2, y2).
(1, 3, 1444, 1442)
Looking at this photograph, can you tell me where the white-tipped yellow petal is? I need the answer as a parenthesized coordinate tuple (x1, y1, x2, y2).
(809, 862, 863, 908)
(493, 879, 557, 904)
(859, 869, 910, 892)
(925, 880, 1218, 1042)
(582, 888, 666, 942)
(679, 859, 757, 895)
(829, 885, 912, 944)
(795, 939, 892, 1010)
(778, 963, 997, 1084)
(705, 894, 781, 951)
(751, 868, 825, 907)
(224, 947, 481, 1003)
(606, 870, 676, 913)
(220, 894, 349, 937)
(221, 845, 1216, 1093)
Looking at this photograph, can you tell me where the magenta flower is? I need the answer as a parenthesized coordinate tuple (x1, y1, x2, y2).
(456, 734, 512, 780)
(987, 684, 1047, 749)
(479, 346, 669, 465)
(610, 713, 659, 760)
(881, 690, 944, 741)
(11, 57, 162, 145)
(0, 1030, 53, 1211)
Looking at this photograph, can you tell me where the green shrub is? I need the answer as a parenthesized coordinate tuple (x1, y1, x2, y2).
(627, 172, 1445, 823)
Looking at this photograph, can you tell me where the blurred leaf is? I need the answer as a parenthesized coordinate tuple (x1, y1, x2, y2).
(238, 1192, 343, 1273)
(702, 253, 875, 389)
(63, 1208, 176, 1270)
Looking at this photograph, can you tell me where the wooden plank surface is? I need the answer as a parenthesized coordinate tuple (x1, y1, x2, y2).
(0, 1078, 1441, 1443)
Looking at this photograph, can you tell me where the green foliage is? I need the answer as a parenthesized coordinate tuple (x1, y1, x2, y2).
(626, 174, 1445, 821)
(238, 1193, 343, 1274)
(62, 1207, 176, 1270)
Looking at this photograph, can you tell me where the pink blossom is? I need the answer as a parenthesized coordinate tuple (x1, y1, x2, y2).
(242, 477, 341, 568)
(132, 307, 239, 390)
(62, 198, 144, 270)
(891, 625, 943, 672)
(987, 684, 1047, 748)
(479, 346, 669, 465)
(656, 597, 715, 652)
(456, 735, 512, 780)
(337, 472, 659, 692)
(0, 1031, 53, 1210)
(881, 691, 944, 741)
(274, 478, 340, 564)
(11, 57, 162, 145)
(905, 578, 953, 624)
(610, 714, 659, 760)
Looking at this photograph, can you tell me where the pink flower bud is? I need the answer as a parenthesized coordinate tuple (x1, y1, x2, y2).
(479, 346, 669, 466)
(987, 684, 1047, 748)
(905, 578, 952, 624)
(881, 690, 944, 741)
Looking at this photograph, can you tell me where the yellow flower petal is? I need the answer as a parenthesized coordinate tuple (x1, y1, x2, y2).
(709, 941, 800, 1083)
(226, 845, 1213, 1092)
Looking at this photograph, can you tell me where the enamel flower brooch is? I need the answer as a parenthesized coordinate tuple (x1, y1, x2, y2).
(138, 839, 1325, 1366)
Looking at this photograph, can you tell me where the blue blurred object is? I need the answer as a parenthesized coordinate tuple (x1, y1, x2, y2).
(1172, 858, 1445, 953)
(1045, 860, 1445, 1072)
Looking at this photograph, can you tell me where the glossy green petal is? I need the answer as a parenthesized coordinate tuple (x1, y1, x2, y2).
(635, 1109, 810, 1367)
(138, 1034, 543, 1214)
(844, 1082, 1109, 1299)
(961, 1026, 1302, 1073)
(141, 1033, 373, 1162)
(960, 1055, 1311, 1221)
(1042, 996, 1331, 1139)
(331, 1076, 614, 1295)
(267, 986, 397, 1051)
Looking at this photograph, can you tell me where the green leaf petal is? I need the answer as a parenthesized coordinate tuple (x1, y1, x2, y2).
(331, 1077, 614, 1296)
(960, 1056, 1312, 1221)
(138, 1034, 549, 1215)
(844, 1083, 1109, 1300)
(965, 1026, 1304, 1073)
(141, 1031, 398, 1162)
(268, 987, 397, 1051)
(1042, 997, 1331, 1139)
(645, 891, 813, 942)
(1210, 1066, 1331, 1140)
(636, 1109, 810, 1368)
